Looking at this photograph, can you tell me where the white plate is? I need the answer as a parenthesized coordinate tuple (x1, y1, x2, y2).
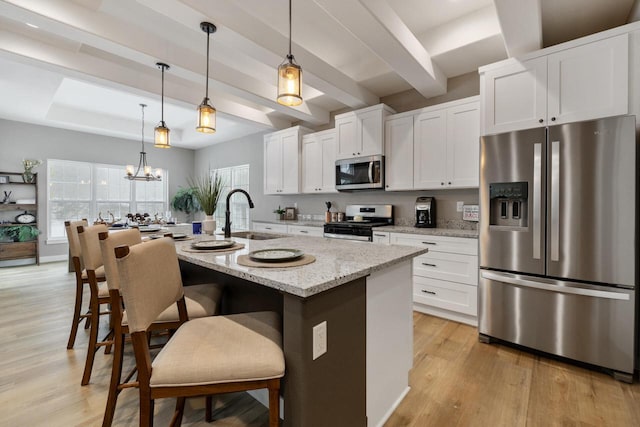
(248, 248, 304, 262)
(137, 226, 162, 233)
(191, 240, 235, 250)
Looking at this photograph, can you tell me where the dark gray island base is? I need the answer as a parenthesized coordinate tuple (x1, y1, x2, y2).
(177, 235, 426, 427)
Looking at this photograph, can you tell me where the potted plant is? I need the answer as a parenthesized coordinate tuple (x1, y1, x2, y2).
(273, 206, 285, 221)
(0, 225, 39, 242)
(188, 172, 224, 235)
(171, 187, 201, 222)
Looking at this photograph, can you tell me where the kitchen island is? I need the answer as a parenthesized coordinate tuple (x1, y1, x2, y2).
(175, 234, 427, 427)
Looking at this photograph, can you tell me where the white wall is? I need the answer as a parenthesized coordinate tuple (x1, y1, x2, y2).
(0, 119, 195, 259)
(194, 132, 479, 227)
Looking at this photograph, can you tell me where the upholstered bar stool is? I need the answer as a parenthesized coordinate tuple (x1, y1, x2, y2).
(99, 230, 224, 427)
(64, 219, 108, 350)
(77, 223, 115, 386)
(115, 238, 284, 427)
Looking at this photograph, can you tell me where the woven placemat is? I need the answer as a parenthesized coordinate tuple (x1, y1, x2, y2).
(181, 242, 245, 254)
(237, 254, 316, 268)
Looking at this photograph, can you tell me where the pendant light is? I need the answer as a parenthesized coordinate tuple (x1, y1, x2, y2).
(197, 22, 217, 133)
(125, 104, 162, 181)
(277, 0, 302, 106)
(154, 62, 171, 148)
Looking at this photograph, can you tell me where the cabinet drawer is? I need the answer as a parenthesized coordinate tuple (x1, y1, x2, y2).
(252, 222, 288, 233)
(390, 233, 477, 255)
(413, 276, 477, 316)
(414, 251, 478, 285)
(0, 242, 37, 260)
(287, 225, 323, 237)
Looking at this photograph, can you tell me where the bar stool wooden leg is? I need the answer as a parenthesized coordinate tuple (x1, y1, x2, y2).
(67, 278, 84, 349)
(81, 288, 100, 386)
(268, 379, 281, 427)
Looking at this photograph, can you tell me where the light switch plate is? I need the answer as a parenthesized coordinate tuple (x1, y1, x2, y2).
(463, 205, 479, 222)
(456, 201, 464, 212)
(313, 321, 327, 360)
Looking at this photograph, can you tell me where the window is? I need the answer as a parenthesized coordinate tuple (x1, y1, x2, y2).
(213, 164, 250, 231)
(47, 159, 168, 241)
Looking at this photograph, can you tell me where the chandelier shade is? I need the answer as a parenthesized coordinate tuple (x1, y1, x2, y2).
(197, 22, 217, 133)
(155, 62, 171, 148)
(277, 0, 302, 106)
(125, 104, 162, 181)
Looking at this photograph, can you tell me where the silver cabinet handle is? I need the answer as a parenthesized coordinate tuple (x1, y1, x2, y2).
(373, 233, 385, 237)
(421, 241, 436, 245)
(299, 230, 308, 234)
(421, 262, 437, 267)
(265, 227, 272, 230)
(533, 142, 542, 260)
(421, 289, 436, 295)
(481, 271, 630, 300)
(550, 140, 560, 261)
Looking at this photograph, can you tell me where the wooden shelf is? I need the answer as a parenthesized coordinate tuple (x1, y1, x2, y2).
(0, 171, 38, 265)
(0, 204, 36, 211)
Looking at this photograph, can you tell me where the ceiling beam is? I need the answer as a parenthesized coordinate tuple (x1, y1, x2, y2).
(0, 29, 291, 131)
(493, 0, 543, 57)
(176, 0, 379, 108)
(0, 0, 328, 124)
(313, 0, 447, 98)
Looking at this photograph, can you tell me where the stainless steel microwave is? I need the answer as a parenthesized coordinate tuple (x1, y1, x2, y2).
(335, 155, 384, 191)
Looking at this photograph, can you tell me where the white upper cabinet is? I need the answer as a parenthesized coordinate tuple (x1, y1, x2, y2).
(263, 126, 311, 195)
(302, 129, 337, 193)
(385, 96, 479, 191)
(335, 104, 395, 160)
(446, 103, 480, 188)
(481, 34, 628, 135)
(413, 109, 447, 189)
(384, 115, 414, 191)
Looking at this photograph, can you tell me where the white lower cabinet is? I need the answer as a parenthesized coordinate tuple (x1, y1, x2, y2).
(252, 222, 288, 233)
(287, 225, 324, 237)
(389, 232, 478, 326)
(372, 231, 390, 244)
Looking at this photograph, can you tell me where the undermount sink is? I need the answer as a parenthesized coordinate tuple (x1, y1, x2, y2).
(229, 231, 284, 240)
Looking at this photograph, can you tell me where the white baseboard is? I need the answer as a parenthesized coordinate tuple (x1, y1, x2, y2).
(413, 304, 478, 327)
(40, 255, 68, 264)
(371, 386, 411, 427)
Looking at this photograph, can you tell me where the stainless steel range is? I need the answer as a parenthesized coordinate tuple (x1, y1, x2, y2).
(323, 204, 393, 241)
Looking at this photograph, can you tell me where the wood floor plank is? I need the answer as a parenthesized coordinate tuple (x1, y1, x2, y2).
(1, 262, 640, 426)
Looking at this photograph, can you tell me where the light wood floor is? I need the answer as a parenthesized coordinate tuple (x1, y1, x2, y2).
(1, 262, 640, 427)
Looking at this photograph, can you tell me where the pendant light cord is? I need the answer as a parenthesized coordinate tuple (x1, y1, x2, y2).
(288, 0, 292, 57)
(161, 66, 165, 122)
(140, 104, 145, 153)
(205, 31, 210, 99)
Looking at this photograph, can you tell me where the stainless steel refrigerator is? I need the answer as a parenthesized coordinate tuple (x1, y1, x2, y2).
(479, 115, 637, 381)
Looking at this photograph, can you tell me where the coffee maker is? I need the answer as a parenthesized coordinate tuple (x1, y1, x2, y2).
(415, 197, 436, 228)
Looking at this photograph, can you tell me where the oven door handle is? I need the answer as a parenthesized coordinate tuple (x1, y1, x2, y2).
(368, 161, 373, 183)
(323, 233, 371, 242)
(481, 271, 630, 300)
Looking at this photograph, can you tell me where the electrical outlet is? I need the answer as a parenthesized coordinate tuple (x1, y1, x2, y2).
(313, 321, 327, 360)
(457, 201, 464, 212)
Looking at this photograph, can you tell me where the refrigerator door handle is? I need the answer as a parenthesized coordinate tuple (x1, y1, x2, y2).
(533, 143, 542, 259)
(550, 140, 560, 261)
(481, 271, 630, 300)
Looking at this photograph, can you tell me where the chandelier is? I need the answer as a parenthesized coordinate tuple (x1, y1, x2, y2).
(125, 103, 162, 181)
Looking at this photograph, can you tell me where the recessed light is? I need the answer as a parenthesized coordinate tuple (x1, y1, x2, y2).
(26, 23, 39, 29)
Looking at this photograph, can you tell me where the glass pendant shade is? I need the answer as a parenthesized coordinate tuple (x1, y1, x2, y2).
(155, 62, 171, 148)
(197, 22, 217, 133)
(154, 122, 170, 148)
(197, 99, 216, 133)
(277, 56, 302, 106)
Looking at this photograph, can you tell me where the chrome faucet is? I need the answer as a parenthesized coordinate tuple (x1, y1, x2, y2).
(224, 189, 255, 238)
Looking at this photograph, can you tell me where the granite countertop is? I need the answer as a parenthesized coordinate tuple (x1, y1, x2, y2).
(252, 219, 478, 239)
(376, 226, 479, 239)
(176, 235, 427, 298)
(252, 219, 326, 227)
